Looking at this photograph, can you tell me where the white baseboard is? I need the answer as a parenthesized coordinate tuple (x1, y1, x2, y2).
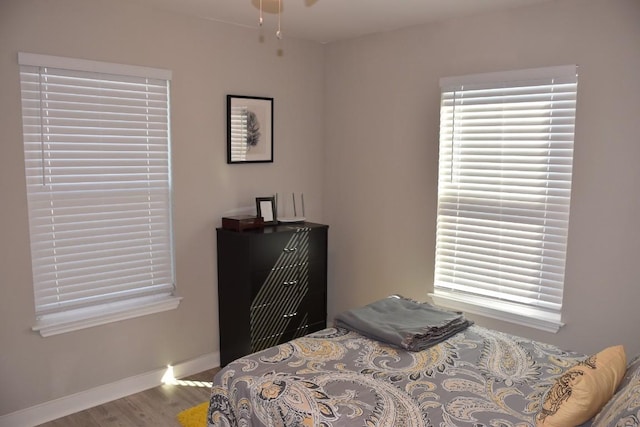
(0, 351, 220, 427)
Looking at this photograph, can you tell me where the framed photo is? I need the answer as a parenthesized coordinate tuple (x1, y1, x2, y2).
(256, 196, 277, 225)
(227, 95, 274, 164)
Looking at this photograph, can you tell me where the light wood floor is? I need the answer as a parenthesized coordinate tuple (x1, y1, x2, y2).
(38, 368, 220, 427)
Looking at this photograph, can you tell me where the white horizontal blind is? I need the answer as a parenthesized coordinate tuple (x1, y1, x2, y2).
(19, 53, 175, 318)
(434, 66, 578, 324)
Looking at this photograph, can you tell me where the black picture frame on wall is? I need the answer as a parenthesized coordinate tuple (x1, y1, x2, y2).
(227, 95, 274, 164)
(256, 196, 277, 225)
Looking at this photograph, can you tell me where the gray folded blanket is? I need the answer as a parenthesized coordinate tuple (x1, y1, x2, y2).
(334, 295, 472, 351)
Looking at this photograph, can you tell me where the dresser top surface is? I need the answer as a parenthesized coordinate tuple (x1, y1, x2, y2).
(217, 221, 328, 235)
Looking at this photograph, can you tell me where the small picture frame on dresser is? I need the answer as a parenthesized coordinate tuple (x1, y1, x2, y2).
(256, 196, 277, 225)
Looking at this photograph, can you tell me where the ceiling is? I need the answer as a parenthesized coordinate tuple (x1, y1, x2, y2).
(128, 0, 554, 44)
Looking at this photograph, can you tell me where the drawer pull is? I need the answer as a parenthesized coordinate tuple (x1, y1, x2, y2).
(283, 247, 297, 253)
(283, 280, 298, 287)
(283, 312, 298, 319)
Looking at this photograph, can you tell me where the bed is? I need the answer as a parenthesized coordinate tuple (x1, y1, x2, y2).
(207, 298, 640, 427)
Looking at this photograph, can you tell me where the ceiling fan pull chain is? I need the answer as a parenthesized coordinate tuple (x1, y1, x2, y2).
(259, 0, 263, 26)
(276, 0, 282, 39)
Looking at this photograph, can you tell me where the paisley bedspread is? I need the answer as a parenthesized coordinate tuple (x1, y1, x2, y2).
(207, 325, 590, 427)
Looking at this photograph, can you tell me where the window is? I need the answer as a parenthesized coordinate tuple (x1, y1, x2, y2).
(19, 53, 179, 337)
(431, 65, 578, 332)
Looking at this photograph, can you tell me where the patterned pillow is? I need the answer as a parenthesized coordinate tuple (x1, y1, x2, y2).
(592, 354, 640, 427)
(536, 345, 627, 427)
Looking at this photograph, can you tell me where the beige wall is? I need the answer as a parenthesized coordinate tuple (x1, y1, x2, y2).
(324, 0, 640, 356)
(0, 0, 325, 416)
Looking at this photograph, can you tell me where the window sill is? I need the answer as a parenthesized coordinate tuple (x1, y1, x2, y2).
(32, 294, 182, 337)
(429, 291, 564, 333)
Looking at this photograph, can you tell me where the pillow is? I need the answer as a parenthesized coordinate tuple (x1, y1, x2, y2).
(591, 354, 640, 427)
(536, 345, 627, 427)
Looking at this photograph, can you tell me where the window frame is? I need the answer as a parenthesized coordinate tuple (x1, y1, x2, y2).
(430, 65, 578, 333)
(18, 52, 180, 337)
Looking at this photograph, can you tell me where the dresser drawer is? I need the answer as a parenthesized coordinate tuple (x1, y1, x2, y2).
(250, 290, 325, 326)
(250, 228, 310, 271)
(250, 291, 325, 349)
(250, 261, 325, 302)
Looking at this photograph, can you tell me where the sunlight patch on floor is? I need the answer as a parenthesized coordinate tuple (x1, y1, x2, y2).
(161, 365, 213, 388)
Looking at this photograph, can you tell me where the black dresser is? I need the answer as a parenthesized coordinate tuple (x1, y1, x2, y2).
(216, 222, 328, 366)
